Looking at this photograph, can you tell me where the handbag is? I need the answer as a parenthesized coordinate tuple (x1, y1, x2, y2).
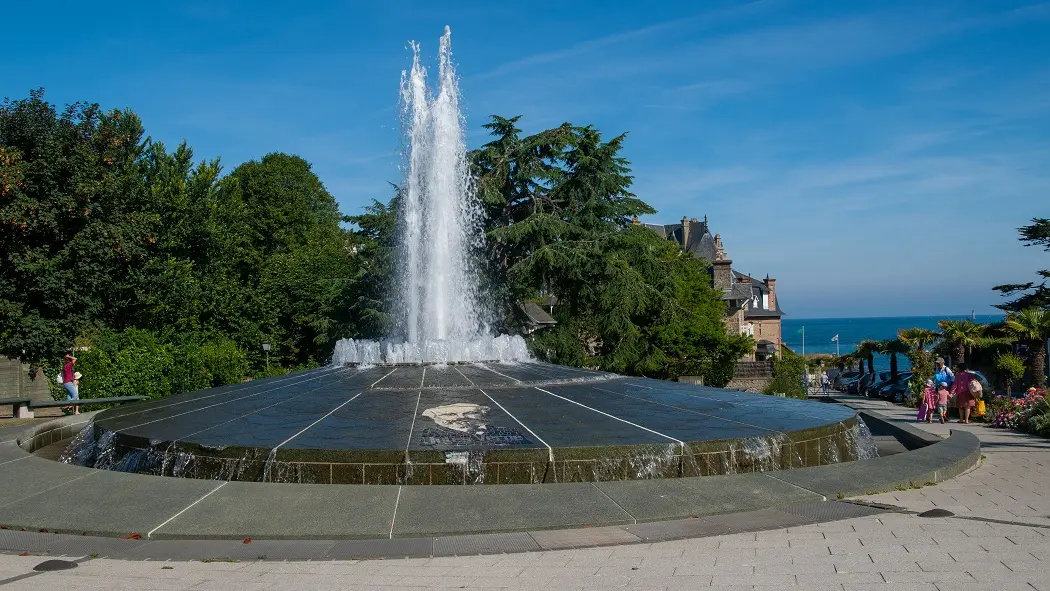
(969, 379, 983, 399)
(975, 398, 986, 417)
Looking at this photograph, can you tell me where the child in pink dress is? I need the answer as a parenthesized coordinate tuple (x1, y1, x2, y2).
(921, 379, 937, 423)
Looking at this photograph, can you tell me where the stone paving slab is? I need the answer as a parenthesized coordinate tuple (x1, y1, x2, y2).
(149, 481, 399, 540)
(0, 462, 221, 537)
(0, 455, 103, 512)
(594, 472, 824, 521)
(391, 483, 635, 537)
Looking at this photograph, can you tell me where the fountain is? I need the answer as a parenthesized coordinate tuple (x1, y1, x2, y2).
(332, 26, 528, 366)
(60, 27, 872, 485)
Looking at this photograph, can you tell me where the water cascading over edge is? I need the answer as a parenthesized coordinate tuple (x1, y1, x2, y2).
(332, 26, 529, 365)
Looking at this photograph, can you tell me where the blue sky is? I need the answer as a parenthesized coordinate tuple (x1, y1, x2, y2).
(7, 0, 1049, 318)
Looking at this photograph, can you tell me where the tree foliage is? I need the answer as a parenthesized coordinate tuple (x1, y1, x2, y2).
(937, 319, 986, 366)
(1004, 308, 1050, 388)
(469, 116, 750, 381)
(994, 218, 1050, 311)
(0, 90, 358, 387)
(763, 349, 807, 399)
(3, 91, 748, 396)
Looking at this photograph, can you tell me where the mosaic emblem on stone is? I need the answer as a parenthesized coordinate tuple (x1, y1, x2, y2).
(419, 403, 532, 448)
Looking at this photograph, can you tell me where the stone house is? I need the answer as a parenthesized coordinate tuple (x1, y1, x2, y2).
(636, 216, 784, 361)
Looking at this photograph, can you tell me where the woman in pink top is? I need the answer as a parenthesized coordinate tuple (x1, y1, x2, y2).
(951, 362, 975, 424)
(61, 354, 78, 414)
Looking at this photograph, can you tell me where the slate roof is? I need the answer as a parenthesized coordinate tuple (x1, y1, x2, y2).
(723, 283, 754, 303)
(639, 217, 785, 316)
(520, 302, 556, 326)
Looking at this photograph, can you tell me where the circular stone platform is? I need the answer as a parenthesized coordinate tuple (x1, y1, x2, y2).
(67, 361, 862, 485)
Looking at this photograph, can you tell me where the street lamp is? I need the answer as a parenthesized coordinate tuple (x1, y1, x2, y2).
(262, 342, 271, 372)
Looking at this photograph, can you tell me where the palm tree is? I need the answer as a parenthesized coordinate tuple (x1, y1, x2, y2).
(1004, 308, 1050, 388)
(856, 340, 879, 375)
(898, 327, 939, 352)
(878, 339, 911, 382)
(938, 319, 985, 365)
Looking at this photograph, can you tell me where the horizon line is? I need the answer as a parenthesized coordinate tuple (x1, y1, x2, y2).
(784, 313, 1005, 321)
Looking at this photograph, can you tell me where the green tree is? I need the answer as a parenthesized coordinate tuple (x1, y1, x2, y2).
(856, 340, 878, 375)
(938, 319, 985, 366)
(898, 327, 940, 352)
(995, 352, 1026, 395)
(469, 116, 745, 382)
(763, 350, 807, 399)
(344, 197, 398, 339)
(878, 339, 910, 382)
(0, 90, 158, 359)
(1004, 308, 1050, 388)
(898, 328, 939, 400)
(994, 218, 1050, 311)
(2, 90, 358, 382)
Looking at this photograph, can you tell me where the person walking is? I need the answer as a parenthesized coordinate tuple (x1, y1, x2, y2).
(935, 382, 951, 424)
(61, 353, 78, 414)
(820, 370, 831, 396)
(951, 362, 976, 424)
(933, 357, 954, 389)
(920, 379, 937, 423)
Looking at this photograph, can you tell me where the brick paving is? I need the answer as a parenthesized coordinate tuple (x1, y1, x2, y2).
(1, 398, 1047, 590)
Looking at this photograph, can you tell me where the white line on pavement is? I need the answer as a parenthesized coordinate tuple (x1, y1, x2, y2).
(269, 392, 364, 451)
(370, 367, 398, 388)
(532, 386, 685, 451)
(454, 366, 554, 463)
(148, 481, 229, 538)
(389, 485, 403, 539)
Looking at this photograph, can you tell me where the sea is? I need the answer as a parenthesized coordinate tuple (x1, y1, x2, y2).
(781, 315, 1005, 372)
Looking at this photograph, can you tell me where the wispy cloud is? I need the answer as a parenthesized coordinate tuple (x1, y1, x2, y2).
(471, 0, 777, 81)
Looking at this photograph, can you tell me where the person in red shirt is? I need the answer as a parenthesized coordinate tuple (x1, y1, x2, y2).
(62, 353, 79, 415)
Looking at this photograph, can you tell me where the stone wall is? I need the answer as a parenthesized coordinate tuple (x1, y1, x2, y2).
(0, 357, 60, 418)
(726, 360, 773, 393)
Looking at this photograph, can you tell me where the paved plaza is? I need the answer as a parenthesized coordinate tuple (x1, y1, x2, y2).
(1, 397, 1048, 590)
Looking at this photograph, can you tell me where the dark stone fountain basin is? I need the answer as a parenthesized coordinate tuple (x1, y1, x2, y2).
(72, 361, 862, 484)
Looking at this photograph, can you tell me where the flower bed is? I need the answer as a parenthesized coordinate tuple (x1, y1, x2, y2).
(987, 388, 1050, 436)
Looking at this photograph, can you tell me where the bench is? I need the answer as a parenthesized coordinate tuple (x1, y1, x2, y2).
(24, 396, 146, 418)
(0, 397, 33, 419)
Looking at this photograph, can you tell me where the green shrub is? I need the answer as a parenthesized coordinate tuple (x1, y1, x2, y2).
(995, 352, 1026, 395)
(52, 328, 254, 400)
(764, 352, 807, 399)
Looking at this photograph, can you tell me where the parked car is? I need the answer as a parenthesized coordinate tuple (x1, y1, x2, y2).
(873, 373, 914, 403)
(863, 372, 893, 397)
(841, 375, 864, 394)
(853, 372, 882, 395)
(834, 371, 860, 390)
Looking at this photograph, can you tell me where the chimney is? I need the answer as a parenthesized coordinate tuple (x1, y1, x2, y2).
(713, 258, 733, 291)
(680, 216, 689, 247)
(712, 235, 733, 290)
(766, 277, 777, 310)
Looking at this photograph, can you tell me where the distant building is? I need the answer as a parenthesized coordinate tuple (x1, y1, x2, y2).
(520, 296, 557, 334)
(636, 216, 784, 361)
